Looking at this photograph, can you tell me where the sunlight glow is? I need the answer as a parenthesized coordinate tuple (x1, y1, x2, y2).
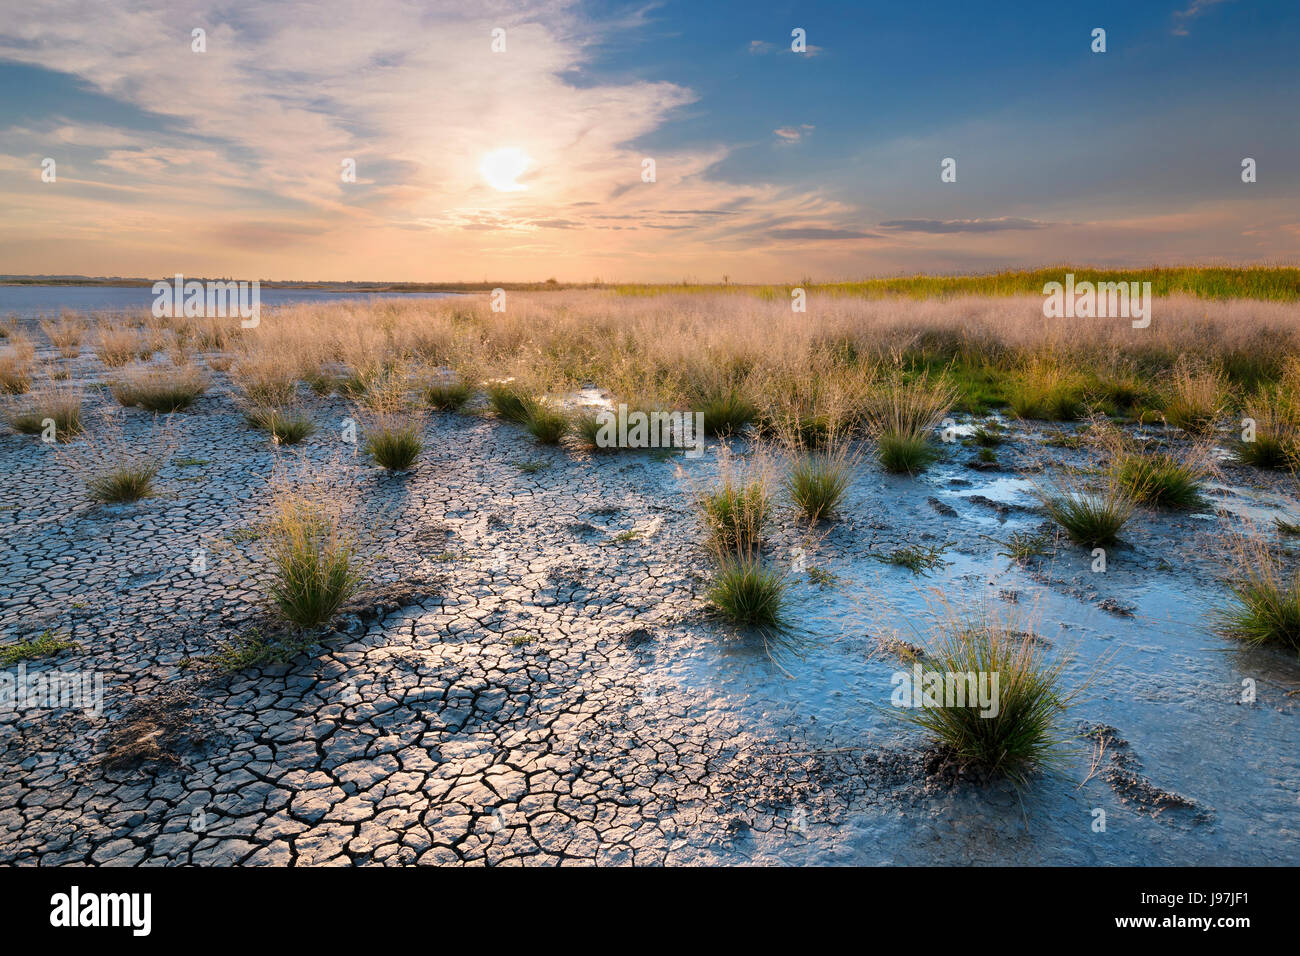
(479, 147, 530, 192)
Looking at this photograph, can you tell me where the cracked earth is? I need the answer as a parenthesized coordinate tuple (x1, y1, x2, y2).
(2, 328, 1298, 866)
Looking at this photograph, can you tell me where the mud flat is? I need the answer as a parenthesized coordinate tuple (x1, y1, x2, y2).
(1, 299, 1298, 866)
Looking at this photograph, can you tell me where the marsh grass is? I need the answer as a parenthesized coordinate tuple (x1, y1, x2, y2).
(1236, 397, 1299, 468)
(487, 381, 532, 424)
(785, 444, 855, 522)
(423, 375, 473, 410)
(4, 384, 83, 441)
(696, 383, 757, 437)
(705, 550, 790, 631)
(94, 325, 142, 368)
(41, 314, 86, 358)
(571, 408, 607, 450)
(263, 478, 366, 629)
(1217, 534, 1300, 653)
(865, 375, 955, 475)
(110, 363, 209, 412)
(1007, 360, 1087, 421)
(969, 422, 1005, 447)
(1116, 447, 1209, 508)
(1036, 470, 1135, 546)
(364, 410, 424, 470)
(244, 405, 316, 445)
(60, 412, 175, 504)
(0, 335, 34, 394)
(894, 607, 1077, 786)
(523, 399, 570, 444)
(1163, 358, 1226, 435)
(231, 356, 299, 408)
(697, 459, 771, 551)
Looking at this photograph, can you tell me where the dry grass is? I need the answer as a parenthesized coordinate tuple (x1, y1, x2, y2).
(4, 383, 83, 441)
(94, 325, 143, 368)
(110, 363, 210, 412)
(41, 313, 86, 358)
(146, 291, 1300, 426)
(0, 333, 35, 394)
(58, 412, 175, 504)
(1162, 357, 1227, 435)
(231, 355, 300, 408)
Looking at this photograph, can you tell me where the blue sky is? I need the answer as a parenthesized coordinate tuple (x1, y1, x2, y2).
(1, 0, 1297, 280)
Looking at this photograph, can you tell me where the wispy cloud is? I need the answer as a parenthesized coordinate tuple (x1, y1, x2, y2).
(0, 1, 856, 278)
(1172, 0, 1231, 36)
(879, 217, 1050, 234)
(773, 125, 813, 143)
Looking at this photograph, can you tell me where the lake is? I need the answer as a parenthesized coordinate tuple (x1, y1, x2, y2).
(0, 284, 462, 320)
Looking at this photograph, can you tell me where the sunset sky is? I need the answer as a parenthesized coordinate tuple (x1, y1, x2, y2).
(2, 0, 1298, 282)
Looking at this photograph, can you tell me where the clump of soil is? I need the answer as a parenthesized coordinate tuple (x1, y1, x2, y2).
(99, 686, 216, 771)
(344, 571, 446, 622)
(1080, 722, 1209, 822)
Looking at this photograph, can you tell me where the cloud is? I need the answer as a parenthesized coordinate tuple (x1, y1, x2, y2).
(767, 227, 878, 241)
(1172, 0, 1230, 36)
(0, 0, 858, 279)
(879, 217, 1050, 234)
(773, 125, 814, 143)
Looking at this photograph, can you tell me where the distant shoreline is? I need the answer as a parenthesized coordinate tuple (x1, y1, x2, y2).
(4, 266, 1300, 300)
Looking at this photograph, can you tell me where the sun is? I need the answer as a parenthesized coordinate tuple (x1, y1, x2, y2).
(479, 147, 530, 192)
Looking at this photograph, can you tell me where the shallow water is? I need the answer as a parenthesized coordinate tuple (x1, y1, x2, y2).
(0, 283, 459, 320)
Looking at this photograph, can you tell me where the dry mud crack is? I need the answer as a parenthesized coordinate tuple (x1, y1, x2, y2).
(1, 384, 1298, 865)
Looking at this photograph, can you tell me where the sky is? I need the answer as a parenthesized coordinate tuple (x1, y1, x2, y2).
(1, 0, 1298, 282)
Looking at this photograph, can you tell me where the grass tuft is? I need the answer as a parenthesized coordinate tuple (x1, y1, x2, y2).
(1039, 478, 1135, 547)
(865, 375, 955, 475)
(263, 485, 366, 629)
(706, 552, 790, 630)
(4, 385, 83, 441)
(523, 399, 570, 444)
(785, 446, 853, 522)
(110, 363, 209, 412)
(487, 381, 532, 423)
(894, 614, 1075, 786)
(698, 470, 770, 551)
(244, 406, 316, 445)
(364, 412, 424, 470)
(1116, 448, 1207, 508)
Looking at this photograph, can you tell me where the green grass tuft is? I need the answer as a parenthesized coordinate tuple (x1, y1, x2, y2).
(364, 414, 423, 470)
(264, 493, 365, 629)
(1117, 450, 1205, 508)
(894, 619, 1075, 786)
(785, 449, 852, 522)
(699, 476, 770, 550)
(1039, 482, 1134, 546)
(706, 553, 790, 630)
(523, 400, 569, 444)
(244, 406, 316, 445)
